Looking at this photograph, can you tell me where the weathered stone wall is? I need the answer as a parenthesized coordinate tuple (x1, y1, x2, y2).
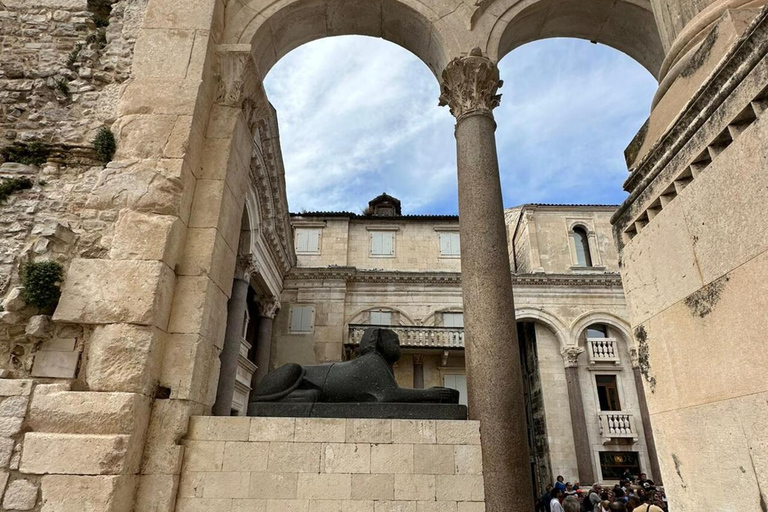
(0, 0, 149, 378)
(179, 416, 486, 511)
(613, 6, 768, 509)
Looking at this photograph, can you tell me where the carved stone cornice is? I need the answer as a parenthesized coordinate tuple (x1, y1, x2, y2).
(286, 267, 624, 287)
(561, 346, 585, 368)
(438, 48, 503, 121)
(239, 254, 261, 281)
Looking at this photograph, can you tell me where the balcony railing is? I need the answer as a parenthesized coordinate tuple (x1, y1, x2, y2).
(348, 324, 464, 349)
(587, 337, 621, 365)
(598, 412, 638, 443)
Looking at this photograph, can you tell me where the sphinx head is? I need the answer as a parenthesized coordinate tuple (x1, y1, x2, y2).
(359, 327, 402, 366)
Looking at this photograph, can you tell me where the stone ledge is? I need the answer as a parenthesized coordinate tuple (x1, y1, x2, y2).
(247, 403, 468, 421)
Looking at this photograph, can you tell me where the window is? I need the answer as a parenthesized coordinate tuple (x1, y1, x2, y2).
(295, 228, 321, 254)
(443, 374, 468, 406)
(599, 451, 641, 480)
(289, 305, 314, 332)
(572, 226, 593, 267)
(370, 231, 395, 256)
(596, 375, 622, 411)
(443, 312, 464, 328)
(439, 232, 460, 257)
(587, 324, 608, 338)
(370, 310, 392, 326)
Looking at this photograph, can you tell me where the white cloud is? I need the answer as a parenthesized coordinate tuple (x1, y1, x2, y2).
(264, 36, 657, 214)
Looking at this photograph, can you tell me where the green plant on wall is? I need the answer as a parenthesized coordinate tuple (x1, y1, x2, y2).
(0, 177, 33, 204)
(1, 142, 50, 166)
(92, 127, 116, 162)
(21, 261, 64, 311)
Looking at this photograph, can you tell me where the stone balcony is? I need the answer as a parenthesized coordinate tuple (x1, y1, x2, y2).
(348, 324, 465, 349)
(587, 337, 621, 365)
(598, 412, 638, 443)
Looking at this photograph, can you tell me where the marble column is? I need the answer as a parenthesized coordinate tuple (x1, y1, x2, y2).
(630, 348, 664, 484)
(252, 298, 280, 390)
(439, 48, 532, 511)
(562, 347, 595, 484)
(212, 278, 250, 416)
(412, 355, 424, 389)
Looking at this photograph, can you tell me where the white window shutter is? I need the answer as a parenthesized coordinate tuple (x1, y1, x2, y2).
(440, 233, 451, 255)
(451, 233, 460, 255)
(371, 232, 382, 254)
(309, 230, 320, 252)
(382, 232, 393, 255)
(296, 230, 308, 253)
(289, 305, 314, 332)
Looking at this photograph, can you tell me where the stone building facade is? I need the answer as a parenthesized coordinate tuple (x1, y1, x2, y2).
(276, 196, 659, 492)
(0, 0, 766, 510)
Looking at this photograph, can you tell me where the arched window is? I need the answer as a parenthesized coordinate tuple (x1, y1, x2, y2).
(573, 227, 593, 267)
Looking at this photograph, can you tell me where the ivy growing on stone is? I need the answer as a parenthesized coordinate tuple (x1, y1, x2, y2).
(21, 261, 64, 311)
(55, 78, 70, 97)
(93, 127, 116, 163)
(0, 142, 50, 166)
(0, 177, 33, 204)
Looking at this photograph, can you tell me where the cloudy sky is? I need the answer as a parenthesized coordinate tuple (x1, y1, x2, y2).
(263, 36, 658, 215)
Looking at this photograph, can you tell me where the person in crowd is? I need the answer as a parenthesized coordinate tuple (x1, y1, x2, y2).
(637, 473, 655, 493)
(600, 500, 612, 512)
(565, 482, 578, 497)
(584, 484, 602, 511)
(539, 484, 554, 512)
(562, 495, 580, 512)
(550, 489, 565, 512)
(622, 480, 634, 498)
(614, 488, 628, 504)
(626, 497, 641, 510)
(554, 475, 567, 492)
(610, 502, 627, 512)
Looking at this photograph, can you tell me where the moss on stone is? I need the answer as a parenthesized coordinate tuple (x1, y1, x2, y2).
(21, 261, 64, 311)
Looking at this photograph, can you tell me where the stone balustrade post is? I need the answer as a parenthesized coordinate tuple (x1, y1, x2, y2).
(439, 48, 532, 511)
(561, 346, 595, 484)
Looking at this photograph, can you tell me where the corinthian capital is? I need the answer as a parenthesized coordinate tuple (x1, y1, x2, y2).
(438, 48, 503, 121)
(561, 346, 585, 368)
(258, 297, 281, 319)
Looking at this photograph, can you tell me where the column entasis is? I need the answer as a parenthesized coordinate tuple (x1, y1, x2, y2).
(252, 297, 280, 389)
(561, 346, 595, 484)
(439, 47, 533, 511)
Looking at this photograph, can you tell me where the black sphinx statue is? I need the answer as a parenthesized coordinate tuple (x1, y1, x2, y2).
(247, 327, 467, 419)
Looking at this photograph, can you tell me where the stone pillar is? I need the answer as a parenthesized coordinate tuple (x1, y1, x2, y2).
(562, 347, 595, 484)
(412, 355, 424, 389)
(252, 298, 280, 389)
(439, 47, 533, 512)
(212, 278, 249, 416)
(630, 349, 663, 485)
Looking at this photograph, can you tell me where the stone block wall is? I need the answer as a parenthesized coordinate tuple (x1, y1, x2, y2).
(178, 417, 486, 512)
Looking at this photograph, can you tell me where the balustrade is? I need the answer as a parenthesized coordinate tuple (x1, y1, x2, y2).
(348, 324, 465, 349)
(587, 337, 621, 365)
(598, 412, 638, 442)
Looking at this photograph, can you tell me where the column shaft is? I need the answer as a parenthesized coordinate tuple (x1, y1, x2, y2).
(633, 367, 664, 484)
(564, 365, 596, 484)
(413, 355, 424, 389)
(252, 315, 274, 390)
(455, 111, 533, 510)
(212, 278, 249, 416)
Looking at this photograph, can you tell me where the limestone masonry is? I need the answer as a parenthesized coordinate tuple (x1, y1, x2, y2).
(0, 0, 767, 510)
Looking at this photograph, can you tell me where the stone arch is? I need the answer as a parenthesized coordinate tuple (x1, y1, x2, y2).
(515, 307, 569, 351)
(569, 310, 634, 350)
(346, 306, 416, 326)
(223, 0, 461, 79)
(478, 0, 664, 79)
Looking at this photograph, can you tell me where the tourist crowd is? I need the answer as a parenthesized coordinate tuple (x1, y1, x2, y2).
(537, 473, 668, 512)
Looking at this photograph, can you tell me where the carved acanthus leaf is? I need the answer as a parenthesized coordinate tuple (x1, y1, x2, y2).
(561, 346, 585, 368)
(258, 298, 281, 319)
(438, 47, 503, 120)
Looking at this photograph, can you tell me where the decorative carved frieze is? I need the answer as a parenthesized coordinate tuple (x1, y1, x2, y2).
(561, 346, 585, 368)
(438, 48, 503, 121)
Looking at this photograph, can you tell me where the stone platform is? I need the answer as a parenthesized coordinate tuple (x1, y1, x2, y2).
(179, 416, 486, 511)
(248, 402, 468, 420)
